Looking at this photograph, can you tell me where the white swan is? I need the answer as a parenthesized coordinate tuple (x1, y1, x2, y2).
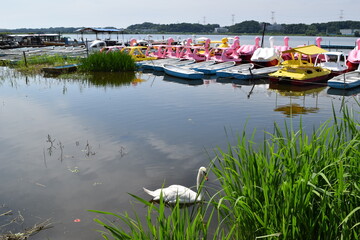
(143, 166, 207, 204)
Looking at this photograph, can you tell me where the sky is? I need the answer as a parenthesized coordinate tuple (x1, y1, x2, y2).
(1, 0, 359, 29)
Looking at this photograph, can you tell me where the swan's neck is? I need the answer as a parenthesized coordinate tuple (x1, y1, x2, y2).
(196, 172, 204, 200)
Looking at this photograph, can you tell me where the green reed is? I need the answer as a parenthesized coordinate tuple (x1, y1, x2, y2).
(212, 104, 360, 239)
(79, 51, 137, 72)
(90, 103, 359, 239)
(89, 193, 222, 240)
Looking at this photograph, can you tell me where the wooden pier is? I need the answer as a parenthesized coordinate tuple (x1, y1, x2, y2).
(320, 44, 355, 50)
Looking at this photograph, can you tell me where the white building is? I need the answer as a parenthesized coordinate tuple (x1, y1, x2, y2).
(340, 29, 360, 35)
(214, 27, 229, 33)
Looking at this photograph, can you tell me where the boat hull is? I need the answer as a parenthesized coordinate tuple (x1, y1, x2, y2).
(195, 61, 235, 74)
(42, 64, 79, 74)
(233, 66, 280, 80)
(269, 74, 330, 85)
(163, 64, 204, 80)
(328, 71, 360, 89)
(216, 63, 254, 78)
(251, 58, 279, 68)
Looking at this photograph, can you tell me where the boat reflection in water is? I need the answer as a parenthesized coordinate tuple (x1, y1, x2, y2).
(162, 74, 204, 86)
(269, 81, 327, 117)
(216, 76, 269, 86)
(327, 85, 360, 97)
(273, 103, 320, 117)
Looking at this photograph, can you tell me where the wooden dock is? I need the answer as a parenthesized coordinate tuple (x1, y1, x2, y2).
(320, 44, 355, 50)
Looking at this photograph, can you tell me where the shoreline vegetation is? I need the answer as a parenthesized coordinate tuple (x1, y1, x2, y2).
(1, 20, 360, 36)
(3, 51, 137, 75)
(90, 104, 360, 239)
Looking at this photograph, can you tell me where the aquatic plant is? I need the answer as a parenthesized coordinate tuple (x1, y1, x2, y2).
(89, 193, 224, 240)
(79, 51, 137, 72)
(90, 104, 360, 239)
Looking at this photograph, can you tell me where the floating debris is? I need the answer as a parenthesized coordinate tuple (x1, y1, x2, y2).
(35, 182, 46, 188)
(68, 167, 79, 173)
(0, 219, 52, 240)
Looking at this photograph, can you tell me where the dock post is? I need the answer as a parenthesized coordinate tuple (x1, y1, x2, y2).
(23, 51, 28, 67)
(85, 39, 89, 57)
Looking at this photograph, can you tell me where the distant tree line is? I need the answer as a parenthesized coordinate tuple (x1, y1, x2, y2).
(1, 20, 360, 36)
(126, 22, 220, 33)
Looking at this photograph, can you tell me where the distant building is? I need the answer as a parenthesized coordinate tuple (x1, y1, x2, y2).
(214, 27, 229, 33)
(267, 23, 283, 32)
(340, 29, 360, 35)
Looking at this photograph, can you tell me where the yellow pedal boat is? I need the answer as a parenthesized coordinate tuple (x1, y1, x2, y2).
(269, 45, 332, 85)
(121, 46, 158, 61)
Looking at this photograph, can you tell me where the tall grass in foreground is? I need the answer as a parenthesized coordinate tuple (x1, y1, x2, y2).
(90, 104, 359, 239)
(213, 105, 360, 239)
(80, 51, 136, 72)
(89, 194, 224, 240)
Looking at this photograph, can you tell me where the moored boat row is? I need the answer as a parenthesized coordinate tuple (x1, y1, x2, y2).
(98, 36, 360, 90)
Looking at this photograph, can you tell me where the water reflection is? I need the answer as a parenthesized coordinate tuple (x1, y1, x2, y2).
(216, 77, 269, 86)
(163, 74, 204, 86)
(327, 85, 360, 96)
(268, 81, 327, 97)
(274, 103, 320, 117)
(75, 71, 137, 87)
(269, 82, 326, 117)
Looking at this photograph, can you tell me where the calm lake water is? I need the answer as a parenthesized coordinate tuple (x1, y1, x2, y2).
(1, 35, 360, 239)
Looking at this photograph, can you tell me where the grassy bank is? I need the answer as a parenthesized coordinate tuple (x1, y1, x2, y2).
(14, 54, 80, 75)
(9, 51, 136, 75)
(91, 104, 360, 239)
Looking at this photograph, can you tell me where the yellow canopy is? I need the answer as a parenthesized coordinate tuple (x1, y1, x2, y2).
(282, 45, 328, 55)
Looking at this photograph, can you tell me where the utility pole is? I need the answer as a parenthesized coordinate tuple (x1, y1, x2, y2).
(203, 16, 206, 25)
(340, 10, 344, 21)
(271, 11, 275, 24)
(232, 14, 235, 25)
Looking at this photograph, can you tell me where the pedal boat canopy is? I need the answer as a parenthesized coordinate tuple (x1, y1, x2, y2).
(281, 45, 328, 65)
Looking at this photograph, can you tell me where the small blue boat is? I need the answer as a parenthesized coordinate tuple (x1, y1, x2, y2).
(216, 63, 254, 78)
(232, 66, 280, 80)
(153, 59, 195, 72)
(195, 61, 235, 74)
(163, 64, 204, 80)
(327, 68, 360, 89)
(182, 60, 216, 70)
(139, 58, 180, 70)
(42, 64, 80, 74)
